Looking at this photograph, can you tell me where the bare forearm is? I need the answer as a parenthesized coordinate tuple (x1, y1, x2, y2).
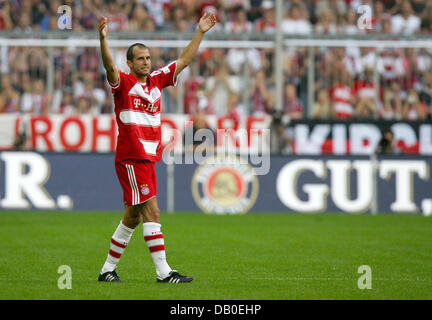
(179, 29, 204, 66)
(100, 36, 115, 72)
(99, 35, 119, 84)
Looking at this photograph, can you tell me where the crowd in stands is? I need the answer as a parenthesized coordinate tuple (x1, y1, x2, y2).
(0, 0, 432, 123)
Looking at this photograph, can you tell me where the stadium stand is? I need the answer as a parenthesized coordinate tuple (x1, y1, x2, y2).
(1, 0, 431, 156)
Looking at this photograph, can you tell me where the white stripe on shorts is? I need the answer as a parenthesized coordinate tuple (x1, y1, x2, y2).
(126, 164, 140, 205)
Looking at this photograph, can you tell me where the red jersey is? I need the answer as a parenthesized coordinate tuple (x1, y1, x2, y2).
(109, 61, 178, 162)
(330, 84, 354, 119)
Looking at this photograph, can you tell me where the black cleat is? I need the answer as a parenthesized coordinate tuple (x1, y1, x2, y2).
(98, 270, 122, 282)
(157, 270, 194, 283)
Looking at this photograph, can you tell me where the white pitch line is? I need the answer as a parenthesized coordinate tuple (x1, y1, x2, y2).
(227, 277, 432, 283)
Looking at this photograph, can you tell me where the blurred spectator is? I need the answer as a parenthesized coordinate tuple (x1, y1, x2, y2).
(58, 90, 75, 115)
(416, 49, 432, 74)
(164, 4, 193, 32)
(282, 83, 303, 119)
(353, 47, 376, 75)
(51, 71, 64, 113)
(254, 0, 276, 33)
(78, 0, 97, 30)
(377, 49, 405, 83)
(76, 96, 92, 114)
(282, 3, 312, 34)
(205, 61, 241, 116)
(421, 3, 432, 33)
(221, 0, 250, 11)
(78, 75, 107, 114)
(199, 48, 226, 78)
(250, 69, 273, 115)
(225, 93, 243, 123)
(330, 70, 355, 119)
(315, 0, 347, 20)
(195, 85, 214, 114)
(181, 62, 206, 115)
(76, 48, 99, 77)
(354, 67, 378, 119)
(285, 0, 309, 14)
(372, 1, 386, 32)
(269, 111, 292, 154)
(312, 88, 334, 119)
(402, 88, 426, 120)
(27, 48, 48, 80)
(14, 11, 33, 33)
(339, 9, 363, 34)
(401, 48, 423, 91)
(224, 5, 253, 33)
(0, 0, 13, 30)
(391, 1, 421, 35)
(419, 71, 432, 118)
(381, 81, 404, 120)
(20, 78, 51, 115)
(128, 4, 152, 31)
(315, 7, 337, 34)
(284, 46, 308, 90)
(0, 74, 20, 113)
(100, 95, 114, 114)
(12, 127, 30, 151)
(248, 0, 266, 22)
(226, 47, 262, 74)
(381, 14, 394, 33)
(138, 0, 169, 28)
(107, 0, 128, 31)
(36, 1, 51, 31)
(376, 128, 395, 154)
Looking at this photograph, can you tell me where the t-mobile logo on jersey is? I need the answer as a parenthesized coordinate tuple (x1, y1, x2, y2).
(357, 5, 372, 30)
(57, 5, 72, 30)
(133, 99, 141, 109)
(133, 98, 158, 113)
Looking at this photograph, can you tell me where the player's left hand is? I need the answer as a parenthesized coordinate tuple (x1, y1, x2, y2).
(198, 12, 217, 33)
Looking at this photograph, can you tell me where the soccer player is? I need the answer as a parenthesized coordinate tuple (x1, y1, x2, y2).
(97, 13, 216, 283)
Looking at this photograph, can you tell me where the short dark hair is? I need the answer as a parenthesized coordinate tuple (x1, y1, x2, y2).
(126, 43, 149, 62)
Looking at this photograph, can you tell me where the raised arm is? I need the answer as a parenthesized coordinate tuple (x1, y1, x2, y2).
(98, 16, 119, 86)
(174, 13, 216, 79)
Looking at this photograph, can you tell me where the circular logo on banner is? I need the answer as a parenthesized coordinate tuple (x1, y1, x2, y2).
(191, 155, 259, 214)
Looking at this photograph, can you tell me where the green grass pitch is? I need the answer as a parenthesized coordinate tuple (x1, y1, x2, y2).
(0, 212, 431, 300)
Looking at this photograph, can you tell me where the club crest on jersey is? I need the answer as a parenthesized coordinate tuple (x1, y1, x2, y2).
(140, 184, 150, 196)
(150, 88, 161, 101)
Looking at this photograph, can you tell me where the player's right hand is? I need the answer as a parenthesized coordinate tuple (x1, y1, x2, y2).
(98, 16, 108, 38)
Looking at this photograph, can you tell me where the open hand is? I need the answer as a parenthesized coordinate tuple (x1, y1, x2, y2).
(98, 16, 108, 38)
(198, 12, 217, 33)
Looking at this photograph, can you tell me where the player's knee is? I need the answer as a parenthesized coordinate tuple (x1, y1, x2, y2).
(123, 206, 142, 228)
(124, 214, 141, 228)
(150, 207, 160, 222)
(131, 214, 142, 226)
